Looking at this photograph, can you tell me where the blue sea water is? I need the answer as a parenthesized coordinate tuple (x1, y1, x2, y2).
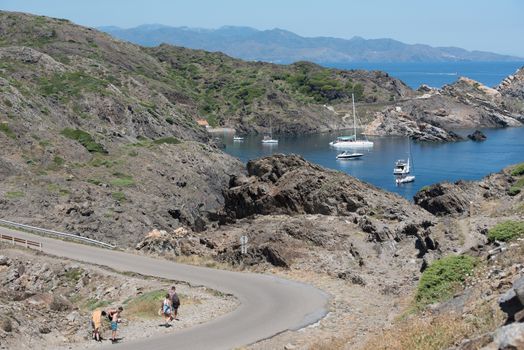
(220, 127, 524, 200)
(322, 61, 524, 89)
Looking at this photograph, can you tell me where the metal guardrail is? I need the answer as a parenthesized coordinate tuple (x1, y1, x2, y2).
(0, 232, 42, 250)
(0, 219, 115, 249)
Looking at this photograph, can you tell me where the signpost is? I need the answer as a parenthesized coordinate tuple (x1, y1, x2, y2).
(240, 235, 248, 254)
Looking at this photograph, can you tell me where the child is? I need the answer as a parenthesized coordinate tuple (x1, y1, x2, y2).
(107, 306, 123, 342)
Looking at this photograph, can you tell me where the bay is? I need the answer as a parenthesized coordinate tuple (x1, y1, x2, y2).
(220, 127, 524, 200)
(322, 61, 524, 89)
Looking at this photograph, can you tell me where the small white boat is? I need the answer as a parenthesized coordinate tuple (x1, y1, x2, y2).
(329, 94, 374, 149)
(396, 175, 415, 184)
(261, 118, 278, 144)
(336, 151, 363, 160)
(261, 135, 278, 144)
(393, 158, 411, 175)
(233, 136, 244, 141)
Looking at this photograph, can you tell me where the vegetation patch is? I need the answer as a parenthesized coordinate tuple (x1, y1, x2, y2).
(110, 172, 134, 187)
(415, 255, 476, 308)
(84, 299, 112, 311)
(0, 122, 15, 138)
(511, 163, 524, 176)
(153, 136, 181, 145)
(60, 128, 107, 154)
(5, 191, 24, 199)
(112, 191, 126, 202)
(487, 221, 524, 242)
(508, 177, 524, 196)
(39, 71, 108, 100)
(64, 268, 83, 282)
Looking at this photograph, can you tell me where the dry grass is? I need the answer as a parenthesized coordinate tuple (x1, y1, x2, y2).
(361, 301, 503, 350)
(173, 254, 232, 270)
(309, 335, 352, 350)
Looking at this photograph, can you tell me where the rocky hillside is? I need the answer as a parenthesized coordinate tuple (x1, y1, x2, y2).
(364, 74, 524, 141)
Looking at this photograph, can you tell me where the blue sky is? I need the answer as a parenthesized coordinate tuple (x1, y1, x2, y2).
(2, 0, 523, 56)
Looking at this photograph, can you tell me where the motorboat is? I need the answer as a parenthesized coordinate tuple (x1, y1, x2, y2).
(396, 175, 415, 184)
(233, 136, 244, 141)
(336, 151, 363, 160)
(329, 94, 373, 149)
(393, 158, 410, 175)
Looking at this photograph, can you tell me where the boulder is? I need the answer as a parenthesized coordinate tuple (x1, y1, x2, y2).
(499, 276, 524, 323)
(414, 183, 471, 216)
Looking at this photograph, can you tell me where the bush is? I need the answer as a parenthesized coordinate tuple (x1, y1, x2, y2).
(60, 128, 107, 154)
(511, 163, 524, 176)
(415, 255, 476, 307)
(112, 191, 126, 202)
(488, 221, 524, 242)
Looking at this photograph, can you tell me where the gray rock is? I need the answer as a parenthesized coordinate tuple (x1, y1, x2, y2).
(499, 276, 524, 323)
(490, 323, 524, 349)
(0, 255, 10, 266)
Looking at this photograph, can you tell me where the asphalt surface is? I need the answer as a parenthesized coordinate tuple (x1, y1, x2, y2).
(1, 226, 328, 350)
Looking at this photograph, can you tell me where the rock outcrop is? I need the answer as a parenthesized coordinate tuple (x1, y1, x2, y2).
(468, 130, 487, 141)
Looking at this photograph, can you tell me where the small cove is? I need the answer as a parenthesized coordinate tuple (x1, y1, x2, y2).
(219, 127, 524, 200)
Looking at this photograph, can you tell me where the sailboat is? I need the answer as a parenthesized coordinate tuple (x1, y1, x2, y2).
(261, 117, 278, 144)
(329, 94, 374, 149)
(395, 138, 415, 184)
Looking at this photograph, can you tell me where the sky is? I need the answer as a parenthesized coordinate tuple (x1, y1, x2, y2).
(2, 0, 523, 56)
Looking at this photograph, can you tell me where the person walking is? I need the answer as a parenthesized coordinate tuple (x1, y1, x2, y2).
(107, 306, 123, 343)
(161, 294, 172, 326)
(168, 286, 181, 321)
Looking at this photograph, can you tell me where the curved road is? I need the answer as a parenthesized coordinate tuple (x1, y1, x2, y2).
(1, 226, 328, 350)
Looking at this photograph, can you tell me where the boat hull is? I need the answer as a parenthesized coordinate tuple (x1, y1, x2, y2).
(262, 140, 278, 144)
(329, 141, 374, 148)
(396, 176, 415, 184)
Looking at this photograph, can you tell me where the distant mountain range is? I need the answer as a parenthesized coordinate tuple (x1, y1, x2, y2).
(98, 24, 523, 64)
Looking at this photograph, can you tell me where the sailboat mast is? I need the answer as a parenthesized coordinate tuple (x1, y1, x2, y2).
(352, 93, 356, 139)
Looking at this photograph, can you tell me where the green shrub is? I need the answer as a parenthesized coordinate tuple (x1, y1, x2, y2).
(488, 221, 524, 242)
(165, 117, 174, 125)
(112, 191, 126, 202)
(0, 122, 15, 138)
(60, 128, 107, 154)
(508, 187, 521, 196)
(153, 136, 181, 145)
(511, 163, 524, 176)
(415, 255, 476, 307)
(53, 156, 65, 166)
(110, 173, 134, 187)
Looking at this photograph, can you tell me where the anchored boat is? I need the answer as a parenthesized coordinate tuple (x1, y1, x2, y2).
(329, 94, 373, 149)
(336, 151, 363, 160)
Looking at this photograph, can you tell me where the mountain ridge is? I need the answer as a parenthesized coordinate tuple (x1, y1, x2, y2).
(100, 24, 523, 64)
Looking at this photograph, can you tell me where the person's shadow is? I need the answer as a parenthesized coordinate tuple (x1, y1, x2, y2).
(110, 337, 124, 343)
(159, 323, 173, 328)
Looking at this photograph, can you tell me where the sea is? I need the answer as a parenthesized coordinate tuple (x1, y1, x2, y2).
(220, 128, 524, 200)
(322, 61, 524, 89)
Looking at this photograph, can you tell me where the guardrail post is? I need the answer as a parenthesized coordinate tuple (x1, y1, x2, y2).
(25, 239, 28, 248)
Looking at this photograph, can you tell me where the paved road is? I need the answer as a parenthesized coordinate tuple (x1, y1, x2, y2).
(2, 226, 328, 350)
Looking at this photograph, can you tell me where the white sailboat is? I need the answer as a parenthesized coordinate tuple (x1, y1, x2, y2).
(329, 94, 374, 149)
(262, 117, 278, 144)
(395, 138, 415, 184)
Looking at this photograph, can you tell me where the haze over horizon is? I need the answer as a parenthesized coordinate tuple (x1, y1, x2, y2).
(1, 0, 523, 57)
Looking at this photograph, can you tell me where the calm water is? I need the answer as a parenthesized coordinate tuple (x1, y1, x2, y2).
(322, 62, 524, 89)
(220, 127, 524, 200)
